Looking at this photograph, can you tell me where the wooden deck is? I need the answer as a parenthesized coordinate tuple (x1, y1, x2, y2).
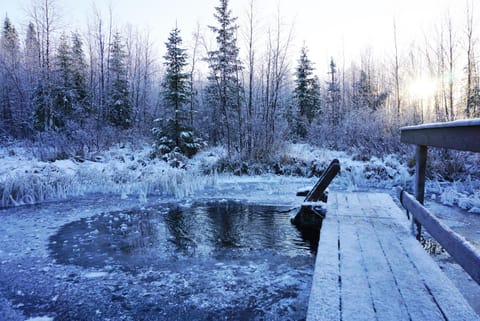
(307, 192, 479, 321)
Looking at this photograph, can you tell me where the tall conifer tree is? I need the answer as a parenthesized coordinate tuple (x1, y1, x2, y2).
(292, 46, 321, 138)
(153, 27, 204, 160)
(206, 0, 243, 152)
(352, 70, 388, 111)
(70, 32, 88, 113)
(326, 58, 341, 125)
(53, 33, 74, 122)
(0, 16, 20, 123)
(107, 32, 131, 129)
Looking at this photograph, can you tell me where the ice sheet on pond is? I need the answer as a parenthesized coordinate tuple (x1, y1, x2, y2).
(0, 197, 317, 320)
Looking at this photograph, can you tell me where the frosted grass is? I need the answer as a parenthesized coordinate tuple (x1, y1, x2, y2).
(0, 146, 214, 207)
(1, 143, 479, 212)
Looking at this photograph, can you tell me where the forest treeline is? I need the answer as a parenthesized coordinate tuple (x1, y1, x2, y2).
(1, 0, 479, 162)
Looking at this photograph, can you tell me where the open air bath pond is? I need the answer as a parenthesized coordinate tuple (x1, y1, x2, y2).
(0, 194, 318, 321)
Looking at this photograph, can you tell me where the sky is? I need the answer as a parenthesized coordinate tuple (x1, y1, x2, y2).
(1, 0, 474, 74)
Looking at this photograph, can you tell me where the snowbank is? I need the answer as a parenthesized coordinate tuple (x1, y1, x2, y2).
(0, 145, 211, 207)
(192, 143, 479, 213)
(1, 143, 478, 212)
(283, 144, 412, 191)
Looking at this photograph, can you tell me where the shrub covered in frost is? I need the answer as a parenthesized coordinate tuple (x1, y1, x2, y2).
(0, 164, 75, 207)
(0, 145, 211, 207)
(151, 120, 206, 164)
(187, 143, 414, 192)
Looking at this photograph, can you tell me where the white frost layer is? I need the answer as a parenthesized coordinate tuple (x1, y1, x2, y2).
(84, 271, 109, 279)
(0, 145, 213, 207)
(1, 143, 479, 213)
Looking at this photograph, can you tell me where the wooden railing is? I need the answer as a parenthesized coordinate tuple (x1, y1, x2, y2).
(399, 119, 480, 285)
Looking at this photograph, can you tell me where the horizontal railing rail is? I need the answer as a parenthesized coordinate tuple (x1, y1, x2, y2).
(401, 118, 480, 152)
(397, 188, 480, 285)
(399, 118, 480, 285)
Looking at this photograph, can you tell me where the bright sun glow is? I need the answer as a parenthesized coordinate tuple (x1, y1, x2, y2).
(408, 77, 437, 100)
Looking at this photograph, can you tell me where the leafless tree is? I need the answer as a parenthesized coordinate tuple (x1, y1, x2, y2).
(260, 6, 293, 155)
(446, 13, 456, 120)
(464, 1, 478, 118)
(393, 19, 401, 118)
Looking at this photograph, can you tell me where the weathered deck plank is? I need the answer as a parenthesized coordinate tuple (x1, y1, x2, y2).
(307, 203, 340, 320)
(307, 192, 479, 321)
(339, 219, 376, 321)
(356, 221, 410, 320)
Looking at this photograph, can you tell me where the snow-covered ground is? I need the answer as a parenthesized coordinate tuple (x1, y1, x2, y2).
(0, 143, 479, 319)
(2, 143, 479, 211)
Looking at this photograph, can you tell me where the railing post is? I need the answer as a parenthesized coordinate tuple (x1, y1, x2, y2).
(414, 145, 427, 240)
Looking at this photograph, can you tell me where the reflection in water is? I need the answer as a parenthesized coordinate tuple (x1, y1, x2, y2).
(49, 201, 318, 270)
(296, 227, 320, 253)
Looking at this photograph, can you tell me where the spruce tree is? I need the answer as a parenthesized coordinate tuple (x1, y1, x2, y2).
(352, 70, 388, 111)
(206, 0, 243, 152)
(292, 46, 321, 138)
(107, 32, 131, 129)
(70, 32, 88, 113)
(24, 22, 40, 89)
(53, 33, 74, 122)
(352, 70, 371, 109)
(0, 16, 20, 124)
(326, 58, 341, 125)
(1, 16, 20, 69)
(152, 27, 204, 160)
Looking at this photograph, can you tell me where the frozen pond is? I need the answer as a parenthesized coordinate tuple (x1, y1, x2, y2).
(425, 201, 480, 249)
(0, 195, 316, 321)
(50, 201, 318, 271)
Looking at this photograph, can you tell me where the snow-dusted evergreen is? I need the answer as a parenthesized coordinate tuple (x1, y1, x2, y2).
(292, 46, 322, 138)
(50, 32, 88, 127)
(107, 32, 131, 129)
(69, 32, 89, 115)
(152, 27, 204, 162)
(352, 70, 388, 111)
(205, 0, 243, 153)
(0, 16, 21, 134)
(325, 58, 341, 125)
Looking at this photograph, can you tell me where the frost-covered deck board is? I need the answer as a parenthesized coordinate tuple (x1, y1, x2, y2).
(307, 192, 479, 321)
(307, 210, 340, 320)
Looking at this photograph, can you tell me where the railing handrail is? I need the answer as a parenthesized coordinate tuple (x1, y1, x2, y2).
(401, 118, 480, 131)
(397, 188, 480, 285)
(400, 118, 480, 152)
(399, 119, 480, 285)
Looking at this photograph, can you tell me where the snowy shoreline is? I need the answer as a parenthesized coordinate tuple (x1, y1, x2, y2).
(0, 177, 317, 321)
(1, 143, 479, 214)
(1, 143, 479, 319)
